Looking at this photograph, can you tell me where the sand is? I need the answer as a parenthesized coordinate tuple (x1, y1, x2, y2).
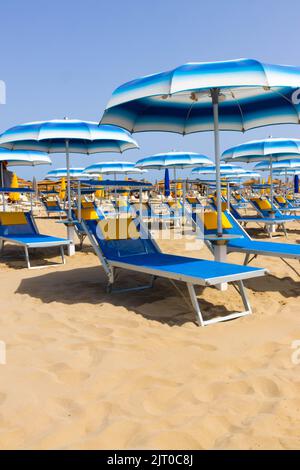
(0, 216, 300, 449)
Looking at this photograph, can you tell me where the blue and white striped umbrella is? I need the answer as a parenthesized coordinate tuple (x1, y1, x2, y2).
(222, 138, 300, 163)
(46, 168, 86, 178)
(0, 148, 51, 166)
(273, 169, 300, 175)
(0, 120, 139, 247)
(0, 121, 138, 154)
(84, 161, 146, 175)
(254, 159, 300, 171)
(222, 138, 300, 202)
(101, 58, 300, 237)
(136, 152, 212, 202)
(135, 152, 212, 170)
(192, 164, 247, 175)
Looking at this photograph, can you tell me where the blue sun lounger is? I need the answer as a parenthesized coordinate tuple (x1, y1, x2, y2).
(131, 201, 181, 226)
(70, 201, 105, 248)
(0, 211, 70, 268)
(42, 196, 66, 218)
(199, 209, 300, 273)
(231, 193, 249, 209)
(250, 197, 300, 222)
(208, 198, 289, 237)
(81, 216, 266, 326)
(274, 195, 300, 213)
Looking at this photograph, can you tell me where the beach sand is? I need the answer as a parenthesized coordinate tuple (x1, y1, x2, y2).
(0, 216, 300, 449)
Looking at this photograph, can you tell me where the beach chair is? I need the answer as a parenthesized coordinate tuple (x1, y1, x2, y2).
(250, 197, 300, 222)
(81, 216, 266, 326)
(132, 201, 180, 227)
(200, 209, 300, 274)
(274, 195, 300, 213)
(185, 196, 205, 212)
(214, 198, 289, 237)
(70, 201, 105, 248)
(42, 196, 66, 218)
(231, 193, 249, 209)
(0, 211, 70, 269)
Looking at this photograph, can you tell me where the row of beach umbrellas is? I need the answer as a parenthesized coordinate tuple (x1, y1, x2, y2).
(2, 58, 300, 260)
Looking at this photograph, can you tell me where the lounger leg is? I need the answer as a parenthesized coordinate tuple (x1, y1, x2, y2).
(0, 240, 4, 253)
(235, 280, 252, 314)
(24, 246, 31, 269)
(60, 246, 65, 265)
(187, 281, 252, 327)
(186, 283, 205, 327)
(107, 273, 156, 294)
(280, 257, 300, 277)
(244, 254, 250, 265)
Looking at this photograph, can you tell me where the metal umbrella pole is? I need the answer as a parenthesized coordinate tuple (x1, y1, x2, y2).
(174, 167, 177, 203)
(0, 162, 5, 211)
(211, 88, 222, 237)
(227, 180, 230, 211)
(65, 139, 75, 255)
(77, 180, 82, 223)
(269, 154, 274, 204)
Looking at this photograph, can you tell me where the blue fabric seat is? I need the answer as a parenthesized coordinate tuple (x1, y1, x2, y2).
(0, 211, 69, 268)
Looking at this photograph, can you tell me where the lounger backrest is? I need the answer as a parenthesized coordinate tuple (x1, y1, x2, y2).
(85, 217, 157, 259)
(195, 207, 248, 239)
(0, 212, 36, 236)
(202, 212, 233, 234)
(275, 196, 286, 205)
(251, 197, 282, 217)
(251, 198, 272, 211)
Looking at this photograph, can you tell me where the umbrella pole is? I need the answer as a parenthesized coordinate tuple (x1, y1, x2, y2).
(174, 168, 177, 203)
(77, 180, 82, 223)
(212, 88, 227, 291)
(1, 162, 5, 211)
(270, 155, 274, 204)
(66, 139, 75, 255)
(227, 181, 230, 212)
(211, 88, 223, 238)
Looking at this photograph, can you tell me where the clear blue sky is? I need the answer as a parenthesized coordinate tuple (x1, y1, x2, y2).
(1, 0, 300, 181)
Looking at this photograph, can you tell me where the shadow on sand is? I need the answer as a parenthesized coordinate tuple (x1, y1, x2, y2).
(15, 262, 300, 326)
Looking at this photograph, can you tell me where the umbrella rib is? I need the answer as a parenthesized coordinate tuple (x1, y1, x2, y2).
(229, 89, 245, 131)
(182, 101, 196, 135)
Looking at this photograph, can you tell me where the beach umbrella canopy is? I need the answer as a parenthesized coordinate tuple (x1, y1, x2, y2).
(0, 148, 51, 166)
(254, 158, 300, 171)
(135, 152, 212, 202)
(273, 169, 299, 176)
(222, 138, 300, 163)
(135, 152, 212, 170)
(101, 58, 300, 237)
(164, 168, 170, 197)
(0, 120, 139, 248)
(46, 168, 86, 178)
(192, 164, 247, 175)
(295, 175, 300, 193)
(84, 161, 146, 175)
(9, 173, 20, 202)
(222, 138, 300, 203)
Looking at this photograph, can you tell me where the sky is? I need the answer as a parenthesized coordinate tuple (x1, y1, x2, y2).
(1, 0, 300, 181)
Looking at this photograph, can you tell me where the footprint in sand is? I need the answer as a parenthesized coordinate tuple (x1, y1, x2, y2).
(253, 377, 281, 398)
(48, 362, 90, 385)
